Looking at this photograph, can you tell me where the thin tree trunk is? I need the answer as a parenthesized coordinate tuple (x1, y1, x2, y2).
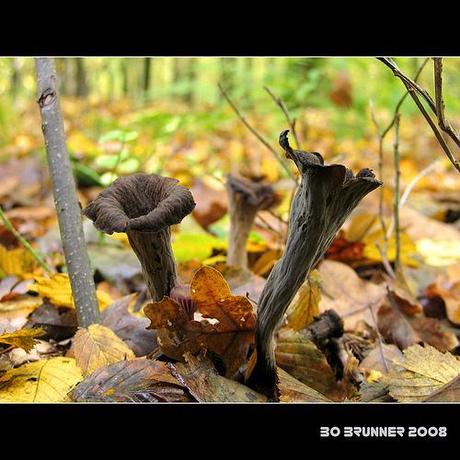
(143, 57, 152, 98)
(75, 58, 88, 98)
(35, 58, 100, 327)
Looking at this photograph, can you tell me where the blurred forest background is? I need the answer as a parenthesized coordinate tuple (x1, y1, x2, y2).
(1, 58, 460, 402)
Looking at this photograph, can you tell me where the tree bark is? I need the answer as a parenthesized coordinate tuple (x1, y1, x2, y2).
(35, 58, 100, 327)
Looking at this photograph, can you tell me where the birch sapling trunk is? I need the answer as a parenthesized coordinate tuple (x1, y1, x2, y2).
(35, 58, 100, 327)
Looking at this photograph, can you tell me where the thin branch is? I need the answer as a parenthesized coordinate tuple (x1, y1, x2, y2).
(35, 58, 101, 327)
(378, 57, 460, 173)
(218, 82, 298, 184)
(264, 86, 300, 149)
(433, 58, 460, 149)
(381, 58, 430, 139)
(386, 159, 441, 238)
(0, 205, 52, 273)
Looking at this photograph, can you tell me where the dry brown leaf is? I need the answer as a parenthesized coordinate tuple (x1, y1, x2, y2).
(359, 344, 403, 375)
(145, 266, 256, 378)
(377, 304, 422, 350)
(424, 374, 460, 402)
(426, 265, 460, 325)
(101, 294, 157, 357)
(318, 260, 386, 330)
(169, 352, 266, 402)
(388, 344, 460, 402)
(69, 324, 135, 377)
(191, 178, 228, 230)
(277, 367, 331, 402)
(275, 328, 346, 401)
(71, 358, 190, 402)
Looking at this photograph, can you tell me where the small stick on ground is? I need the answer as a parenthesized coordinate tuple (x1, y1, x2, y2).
(0, 206, 52, 273)
(35, 58, 100, 327)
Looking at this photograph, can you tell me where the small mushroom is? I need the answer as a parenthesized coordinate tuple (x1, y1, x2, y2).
(226, 174, 279, 271)
(83, 173, 196, 301)
(247, 130, 382, 399)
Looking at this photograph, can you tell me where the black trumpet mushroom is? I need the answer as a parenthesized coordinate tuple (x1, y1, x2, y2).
(84, 173, 196, 302)
(247, 130, 382, 399)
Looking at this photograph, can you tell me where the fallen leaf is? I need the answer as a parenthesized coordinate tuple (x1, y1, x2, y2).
(277, 367, 331, 402)
(69, 324, 135, 377)
(318, 260, 386, 330)
(101, 294, 158, 356)
(424, 374, 460, 402)
(25, 303, 77, 341)
(363, 229, 419, 268)
(30, 273, 112, 311)
(145, 266, 256, 378)
(388, 344, 460, 402)
(71, 358, 190, 402)
(252, 249, 282, 276)
(191, 178, 228, 230)
(169, 352, 266, 402)
(0, 245, 38, 277)
(377, 304, 422, 350)
(425, 265, 460, 325)
(0, 327, 45, 352)
(275, 328, 345, 401)
(359, 344, 403, 375)
(0, 357, 82, 402)
(285, 270, 321, 331)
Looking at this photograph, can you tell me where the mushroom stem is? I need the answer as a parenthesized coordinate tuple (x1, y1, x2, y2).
(247, 131, 382, 399)
(127, 227, 177, 301)
(226, 175, 278, 271)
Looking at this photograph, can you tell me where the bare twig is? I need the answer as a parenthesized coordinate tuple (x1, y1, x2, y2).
(381, 58, 430, 139)
(218, 83, 298, 184)
(0, 205, 52, 273)
(378, 57, 460, 173)
(264, 86, 300, 149)
(35, 58, 101, 327)
(386, 159, 441, 238)
(433, 58, 460, 149)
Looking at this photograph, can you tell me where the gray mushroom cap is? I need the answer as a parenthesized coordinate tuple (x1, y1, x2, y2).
(83, 173, 196, 234)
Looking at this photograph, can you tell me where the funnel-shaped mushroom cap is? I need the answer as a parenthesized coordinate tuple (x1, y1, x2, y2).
(84, 174, 196, 234)
(226, 174, 279, 210)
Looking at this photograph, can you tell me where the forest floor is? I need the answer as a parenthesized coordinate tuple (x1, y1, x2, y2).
(1, 98, 460, 402)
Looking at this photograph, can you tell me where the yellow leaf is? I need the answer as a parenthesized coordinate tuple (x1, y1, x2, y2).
(69, 324, 135, 377)
(416, 239, 460, 267)
(0, 246, 38, 277)
(252, 249, 282, 276)
(30, 274, 112, 311)
(0, 357, 82, 402)
(345, 214, 377, 242)
(285, 270, 321, 330)
(0, 327, 45, 352)
(388, 344, 460, 402)
(363, 229, 419, 267)
(0, 295, 43, 319)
